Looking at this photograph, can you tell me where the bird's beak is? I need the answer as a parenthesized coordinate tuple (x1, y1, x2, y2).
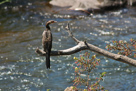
(53, 21, 57, 23)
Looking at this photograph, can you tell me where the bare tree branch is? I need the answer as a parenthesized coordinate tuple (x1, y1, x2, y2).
(36, 24, 136, 67)
(65, 23, 80, 43)
(36, 41, 88, 56)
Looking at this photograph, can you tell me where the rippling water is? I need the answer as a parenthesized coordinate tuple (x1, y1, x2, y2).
(0, 0, 136, 91)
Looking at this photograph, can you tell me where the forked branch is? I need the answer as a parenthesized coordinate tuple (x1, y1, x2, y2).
(36, 24, 136, 67)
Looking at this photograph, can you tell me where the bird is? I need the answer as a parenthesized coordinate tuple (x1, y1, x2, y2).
(42, 20, 57, 69)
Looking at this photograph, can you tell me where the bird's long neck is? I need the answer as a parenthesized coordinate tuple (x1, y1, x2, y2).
(46, 23, 50, 30)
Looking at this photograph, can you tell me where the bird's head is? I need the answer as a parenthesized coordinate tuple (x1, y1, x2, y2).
(46, 20, 57, 25)
(45, 20, 57, 29)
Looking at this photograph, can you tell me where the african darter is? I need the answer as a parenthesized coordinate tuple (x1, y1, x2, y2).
(42, 20, 57, 69)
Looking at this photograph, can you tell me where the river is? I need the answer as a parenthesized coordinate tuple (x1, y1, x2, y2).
(0, 0, 136, 91)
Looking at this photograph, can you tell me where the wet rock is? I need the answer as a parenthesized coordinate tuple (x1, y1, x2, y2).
(50, 0, 136, 11)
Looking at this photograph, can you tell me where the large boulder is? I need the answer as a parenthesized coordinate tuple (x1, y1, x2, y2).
(50, 0, 136, 11)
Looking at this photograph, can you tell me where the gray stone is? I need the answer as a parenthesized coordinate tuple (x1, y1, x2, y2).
(50, 0, 136, 10)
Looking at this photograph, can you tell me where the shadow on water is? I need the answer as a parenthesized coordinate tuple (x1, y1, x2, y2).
(0, 0, 136, 91)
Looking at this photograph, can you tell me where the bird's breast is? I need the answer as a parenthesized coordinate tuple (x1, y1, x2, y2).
(42, 31, 52, 42)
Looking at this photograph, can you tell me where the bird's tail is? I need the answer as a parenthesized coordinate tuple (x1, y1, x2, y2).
(46, 52, 50, 69)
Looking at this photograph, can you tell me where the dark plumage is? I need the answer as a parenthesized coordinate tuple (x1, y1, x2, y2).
(42, 20, 57, 69)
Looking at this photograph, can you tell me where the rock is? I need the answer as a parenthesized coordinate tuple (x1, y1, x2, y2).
(64, 86, 78, 91)
(50, 0, 136, 11)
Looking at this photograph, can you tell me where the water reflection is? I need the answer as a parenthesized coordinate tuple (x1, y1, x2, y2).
(0, 0, 136, 91)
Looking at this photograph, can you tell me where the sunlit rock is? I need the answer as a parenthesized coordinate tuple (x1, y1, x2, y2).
(50, 0, 136, 11)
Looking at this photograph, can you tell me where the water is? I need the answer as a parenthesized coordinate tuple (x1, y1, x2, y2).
(0, 0, 136, 91)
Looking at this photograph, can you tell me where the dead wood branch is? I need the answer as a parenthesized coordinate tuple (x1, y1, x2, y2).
(65, 23, 80, 43)
(36, 24, 136, 67)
